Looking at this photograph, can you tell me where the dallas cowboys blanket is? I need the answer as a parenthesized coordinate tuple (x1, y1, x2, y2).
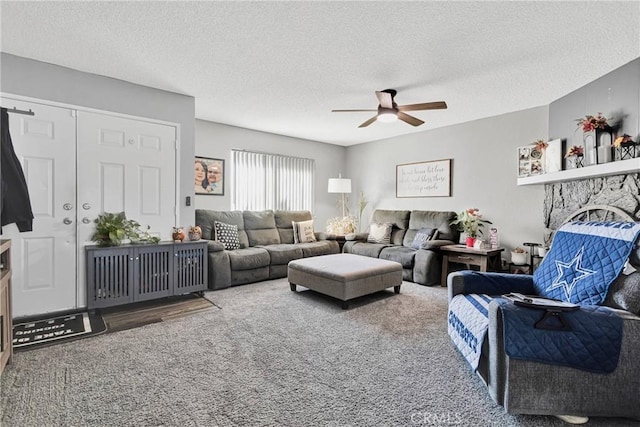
(533, 221, 640, 304)
(448, 294, 491, 371)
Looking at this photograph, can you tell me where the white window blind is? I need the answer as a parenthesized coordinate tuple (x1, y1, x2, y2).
(231, 150, 314, 211)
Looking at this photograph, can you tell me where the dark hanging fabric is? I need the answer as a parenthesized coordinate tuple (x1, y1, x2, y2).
(1, 107, 34, 232)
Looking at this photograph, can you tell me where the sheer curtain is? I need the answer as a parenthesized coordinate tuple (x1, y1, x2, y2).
(232, 150, 314, 211)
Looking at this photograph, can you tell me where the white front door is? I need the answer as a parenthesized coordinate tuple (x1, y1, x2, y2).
(76, 111, 176, 308)
(1, 99, 77, 317)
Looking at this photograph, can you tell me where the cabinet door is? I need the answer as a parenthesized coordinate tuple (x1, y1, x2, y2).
(86, 247, 133, 309)
(173, 242, 207, 294)
(134, 245, 172, 302)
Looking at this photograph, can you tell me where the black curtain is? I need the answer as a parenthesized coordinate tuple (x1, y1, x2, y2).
(1, 107, 34, 232)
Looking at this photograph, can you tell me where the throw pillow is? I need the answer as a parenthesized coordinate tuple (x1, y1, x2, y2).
(604, 271, 640, 315)
(411, 227, 439, 250)
(292, 220, 316, 244)
(214, 221, 240, 250)
(367, 222, 392, 244)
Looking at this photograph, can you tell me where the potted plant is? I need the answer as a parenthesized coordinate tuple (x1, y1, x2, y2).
(511, 247, 528, 265)
(450, 208, 492, 247)
(91, 212, 159, 246)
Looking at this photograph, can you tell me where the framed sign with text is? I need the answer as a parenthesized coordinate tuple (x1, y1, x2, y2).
(396, 158, 451, 198)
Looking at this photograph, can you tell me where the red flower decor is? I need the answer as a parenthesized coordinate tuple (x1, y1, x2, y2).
(565, 145, 584, 158)
(575, 113, 609, 132)
(613, 134, 636, 147)
(534, 139, 548, 151)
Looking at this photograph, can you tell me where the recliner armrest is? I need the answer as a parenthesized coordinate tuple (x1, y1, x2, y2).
(345, 232, 368, 241)
(419, 239, 456, 250)
(448, 271, 534, 302)
(207, 241, 226, 252)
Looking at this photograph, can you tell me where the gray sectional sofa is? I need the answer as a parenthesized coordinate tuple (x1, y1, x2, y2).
(195, 209, 339, 289)
(343, 209, 459, 286)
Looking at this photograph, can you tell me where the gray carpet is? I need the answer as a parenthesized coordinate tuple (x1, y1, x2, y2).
(1, 279, 637, 427)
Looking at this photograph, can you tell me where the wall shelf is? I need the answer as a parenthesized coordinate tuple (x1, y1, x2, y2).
(517, 158, 639, 186)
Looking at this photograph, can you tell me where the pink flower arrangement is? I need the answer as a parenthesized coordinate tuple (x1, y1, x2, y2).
(564, 145, 584, 158)
(613, 134, 635, 147)
(575, 113, 609, 132)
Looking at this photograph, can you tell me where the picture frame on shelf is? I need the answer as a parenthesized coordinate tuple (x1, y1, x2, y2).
(194, 156, 225, 195)
(545, 138, 562, 173)
(517, 144, 544, 177)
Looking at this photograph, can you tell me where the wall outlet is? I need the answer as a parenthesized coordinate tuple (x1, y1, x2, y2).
(186, 196, 191, 206)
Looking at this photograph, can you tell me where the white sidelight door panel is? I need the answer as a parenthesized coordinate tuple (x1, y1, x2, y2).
(76, 111, 176, 308)
(1, 99, 77, 317)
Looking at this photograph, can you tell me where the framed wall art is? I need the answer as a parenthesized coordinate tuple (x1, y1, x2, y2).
(194, 156, 224, 195)
(396, 158, 451, 198)
(517, 145, 544, 177)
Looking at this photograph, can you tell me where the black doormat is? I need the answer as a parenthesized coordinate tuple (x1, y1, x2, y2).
(13, 312, 107, 351)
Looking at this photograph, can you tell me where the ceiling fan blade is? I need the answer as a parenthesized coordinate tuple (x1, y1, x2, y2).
(397, 101, 447, 112)
(375, 91, 394, 109)
(331, 109, 377, 112)
(397, 112, 424, 127)
(358, 115, 378, 128)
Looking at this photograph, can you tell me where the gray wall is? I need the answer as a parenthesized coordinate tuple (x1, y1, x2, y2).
(549, 57, 639, 164)
(0, 53, 196, 224)
(345, 107, 549, 257)
(195, 120, 347, 229)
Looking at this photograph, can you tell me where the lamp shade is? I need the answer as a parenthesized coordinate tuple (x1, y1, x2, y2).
(328, 178, 351, 194)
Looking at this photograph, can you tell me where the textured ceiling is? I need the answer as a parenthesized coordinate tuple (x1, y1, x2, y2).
(1, 1, 639, 146)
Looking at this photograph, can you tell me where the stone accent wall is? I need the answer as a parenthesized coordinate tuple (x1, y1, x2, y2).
(543, 173, 640, 229)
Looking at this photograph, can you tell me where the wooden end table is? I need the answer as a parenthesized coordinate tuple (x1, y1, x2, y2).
(440, 244, 504, 287)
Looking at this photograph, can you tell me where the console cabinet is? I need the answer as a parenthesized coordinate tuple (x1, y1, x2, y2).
(86, 240, 207, 309)
(0, 240, 13, 375)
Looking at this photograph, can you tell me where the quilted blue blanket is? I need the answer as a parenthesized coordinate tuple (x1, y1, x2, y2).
(533, 221, 640, 305)
(495, 299, 622, 373)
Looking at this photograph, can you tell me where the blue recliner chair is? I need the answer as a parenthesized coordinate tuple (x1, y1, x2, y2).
(448, 215, 640, 423)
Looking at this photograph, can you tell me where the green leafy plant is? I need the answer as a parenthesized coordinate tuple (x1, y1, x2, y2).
(91, 212, 160, 246)
(450, 208, 492, 238)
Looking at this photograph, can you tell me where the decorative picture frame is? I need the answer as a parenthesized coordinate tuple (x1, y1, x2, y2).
(194, 156, 224, 195)
(396, 158, 452, 198)
(517, 145, 544, 177)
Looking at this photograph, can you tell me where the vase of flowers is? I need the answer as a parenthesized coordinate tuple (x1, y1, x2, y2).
(575, 113, 612, 165)
(613, 134, 637, 160)
(450, 208, 492, 247)
(564, 145, 584, 169)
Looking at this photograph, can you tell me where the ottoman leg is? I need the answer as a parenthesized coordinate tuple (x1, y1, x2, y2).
(341, 300, 349, 310)
(290, 283, 297, 292)
(394, 285, 401, 294)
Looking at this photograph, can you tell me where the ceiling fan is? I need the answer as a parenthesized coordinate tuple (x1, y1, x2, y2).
(332, 89, 447, 128)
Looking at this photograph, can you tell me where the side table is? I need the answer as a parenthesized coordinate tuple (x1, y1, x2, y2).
(440, 244, 504, 287)
(334, 235, 347, 252)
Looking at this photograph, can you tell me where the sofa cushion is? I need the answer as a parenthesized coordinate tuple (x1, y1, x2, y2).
(214, 221, 241, 250)
(372, 210, 410, 245)
(368, 222, 392, 244)
(604, 272, 640, 315)
(227, 247, 271, 271)
(379, 246, 417, 269)
(243, 210, 281, 246)
(404, 210, 458, 246)
(410, 227, 438, 249)
(275, 210, 312, 244)
(292, 219, 317, 243)
(196, 209, 249, 248)
(261, 244, 303, 265)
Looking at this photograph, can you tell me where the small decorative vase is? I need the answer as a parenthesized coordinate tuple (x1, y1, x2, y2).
(465, 236, 476, 248)
(511, 251, 527, 265)
(172, 227, 185, 242)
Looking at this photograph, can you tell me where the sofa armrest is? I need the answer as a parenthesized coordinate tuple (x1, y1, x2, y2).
(448, 271, 534, 302)
(345, 232, 368, 241)
(420, 239, 456, 250)
(316, 232, 336, 240)
(207, 241, 226, 252)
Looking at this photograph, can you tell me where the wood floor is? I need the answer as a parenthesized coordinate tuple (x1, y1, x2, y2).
(100, 294, 216, 333)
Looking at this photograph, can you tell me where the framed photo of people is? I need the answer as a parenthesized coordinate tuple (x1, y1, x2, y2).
(194, 156, 224, 195)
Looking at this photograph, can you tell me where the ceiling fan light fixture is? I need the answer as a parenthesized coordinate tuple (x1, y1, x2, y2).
(377, 109, 398, 123)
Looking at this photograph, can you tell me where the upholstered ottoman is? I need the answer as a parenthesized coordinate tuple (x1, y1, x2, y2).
(288, 253, 403, 309)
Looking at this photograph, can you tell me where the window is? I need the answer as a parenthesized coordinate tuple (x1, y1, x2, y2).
(231, 150, 314, 211)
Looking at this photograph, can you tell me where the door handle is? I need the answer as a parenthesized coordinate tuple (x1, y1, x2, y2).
(82, 217, 92, 224)
(63, 203, 73, 210)
(63, 218, 73, 225)
(82, 203, 91, 210)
